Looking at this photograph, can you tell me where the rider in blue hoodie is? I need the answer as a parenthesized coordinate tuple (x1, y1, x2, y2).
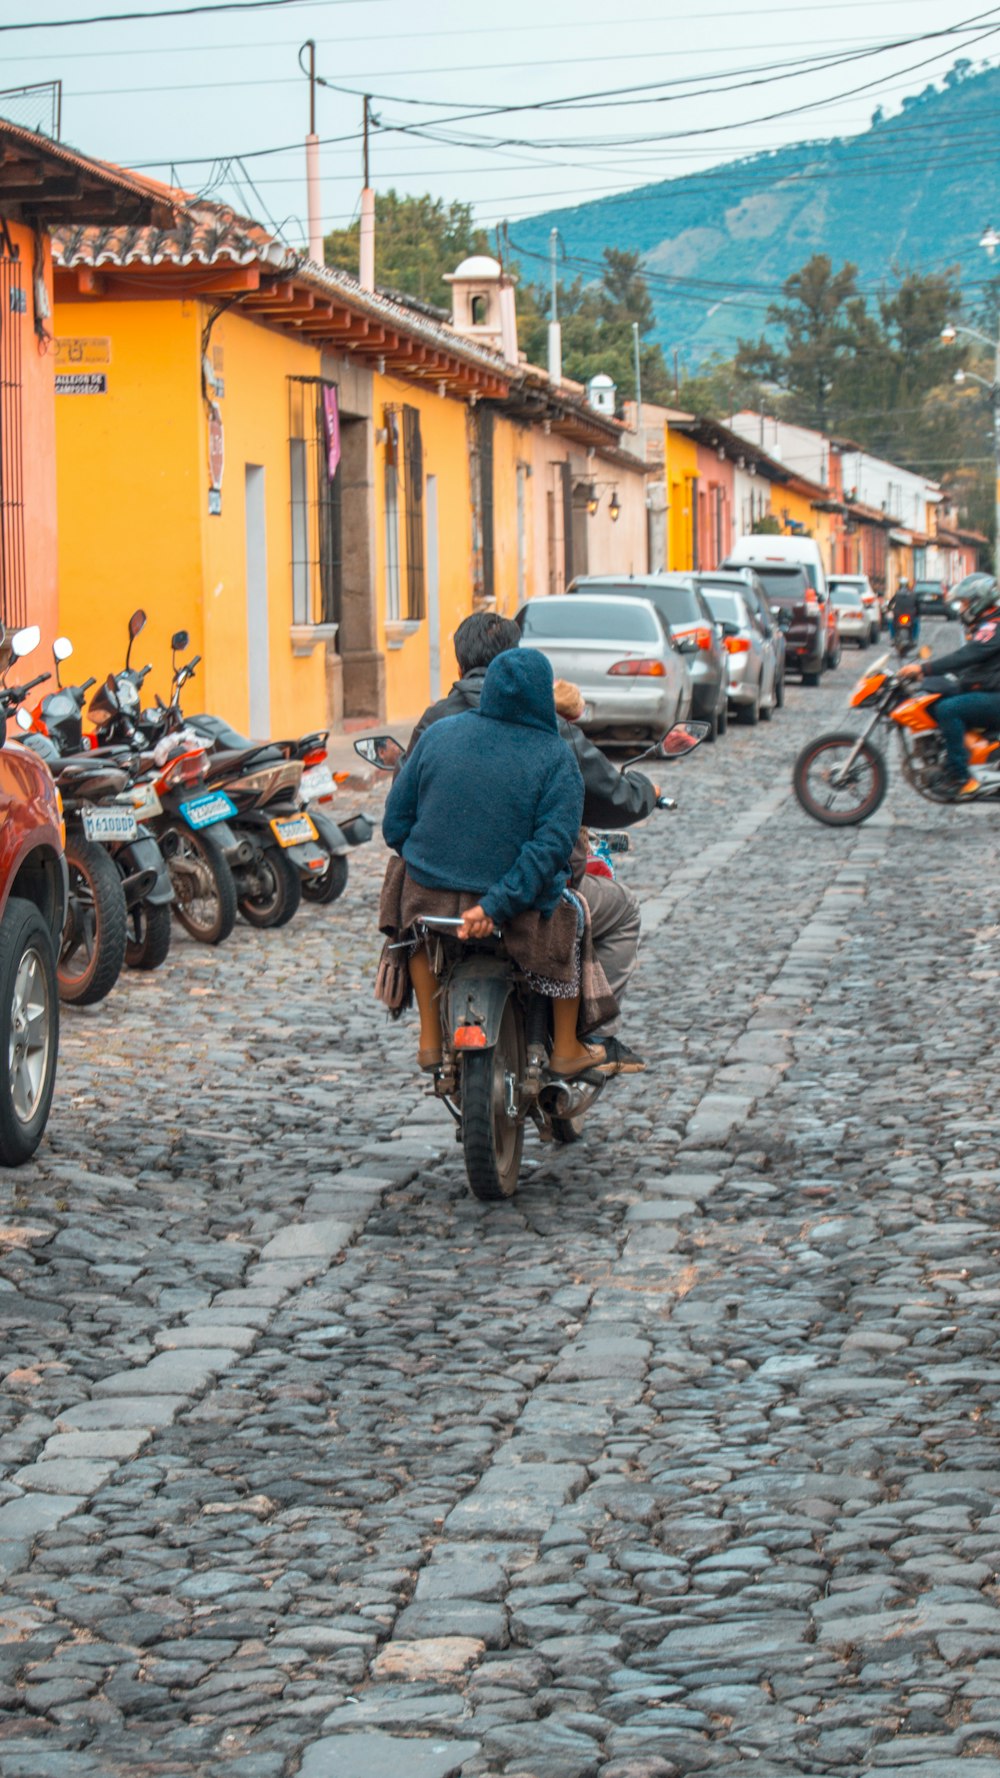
(383, 648, 602, 1076)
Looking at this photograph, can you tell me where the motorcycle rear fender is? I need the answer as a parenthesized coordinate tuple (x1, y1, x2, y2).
(310, 806, 349, 857)
(442, 956, 515, 1049)
(285, 841, 329, 875)
(119, 835, 173, 905)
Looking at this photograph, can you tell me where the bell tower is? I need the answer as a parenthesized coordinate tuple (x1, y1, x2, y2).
(445, 255, 519, 365)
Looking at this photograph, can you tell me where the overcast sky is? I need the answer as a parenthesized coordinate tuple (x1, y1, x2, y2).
(3, 0, 998, 250)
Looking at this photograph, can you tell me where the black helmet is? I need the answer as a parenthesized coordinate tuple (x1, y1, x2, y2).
(960, 574, 1000, 628)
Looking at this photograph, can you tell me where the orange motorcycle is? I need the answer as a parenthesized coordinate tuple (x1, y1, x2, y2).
(793, 650, 1000, 825)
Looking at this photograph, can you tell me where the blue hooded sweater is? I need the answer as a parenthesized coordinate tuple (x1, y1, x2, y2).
(382, 647, 584, 924)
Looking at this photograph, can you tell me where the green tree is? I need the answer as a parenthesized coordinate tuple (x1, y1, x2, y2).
(323, 191, 488, 306)
(736, 255, 868, 433)
(516, 251, 671, 404)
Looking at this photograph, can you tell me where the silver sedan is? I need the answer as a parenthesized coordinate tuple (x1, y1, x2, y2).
(701, 586, 779, 726)
(517, 594, 692, 741)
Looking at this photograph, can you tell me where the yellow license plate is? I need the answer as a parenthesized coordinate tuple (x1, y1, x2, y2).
(270, 812, 318, 848)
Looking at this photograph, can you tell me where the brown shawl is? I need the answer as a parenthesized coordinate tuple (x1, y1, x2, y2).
(376, 854, 617, 1038)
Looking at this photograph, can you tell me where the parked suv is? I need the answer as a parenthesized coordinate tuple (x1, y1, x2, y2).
(569, 574, 729, 741)
(913, 579, 953, 618)
(722, 559, 827, 683)
(0, 627, 66, 1164)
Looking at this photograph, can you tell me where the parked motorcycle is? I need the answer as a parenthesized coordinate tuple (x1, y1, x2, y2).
(86, 612, 238, 945)
(793, 648, 997, 825)
(358, 721, 708, 1202)
(24, 637, 175, 979)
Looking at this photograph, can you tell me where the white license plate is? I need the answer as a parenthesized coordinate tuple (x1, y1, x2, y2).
(119, 788, 162, 822)
(300, 766, 336, 800)
(82, 807, 138, 843)
(270, 812, 318, 848)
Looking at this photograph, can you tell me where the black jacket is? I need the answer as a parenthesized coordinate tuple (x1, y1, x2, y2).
(889, 587, 918, 619)
(407, 669, 657, 829)
(922, 613, 1000, 693)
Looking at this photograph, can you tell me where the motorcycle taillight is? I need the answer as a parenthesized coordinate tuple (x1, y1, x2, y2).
(161, 749, 207, 791)
(303, 746, 327, 767)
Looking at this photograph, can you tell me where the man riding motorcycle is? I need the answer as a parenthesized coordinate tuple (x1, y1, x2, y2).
(887, 579, 920, 649)
(405, 611, 658, 1075)
(898, 574, 1000, 797)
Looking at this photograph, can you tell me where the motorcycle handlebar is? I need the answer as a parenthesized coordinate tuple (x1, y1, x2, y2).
(4, 671, 52, 704)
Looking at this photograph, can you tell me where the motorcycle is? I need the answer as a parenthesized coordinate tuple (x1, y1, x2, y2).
(157, 629, 373, 908)
(86, 612, 239, 946)
(357, 720, 708, 1202)
(891, 610, 918, 656)
(793, 648, 998, 826)
(23, 637, 175, 982)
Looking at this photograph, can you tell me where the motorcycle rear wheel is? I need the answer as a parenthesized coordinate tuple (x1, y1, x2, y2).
(301, 852, 348, 905)
(793, 730, 888, 826)
(461, 998, 525, 1201)
(238, 845, 301, 929)
(59, 838, 128, 1005)
(125, 900, 172, 971)
(167, 827, 237, 945)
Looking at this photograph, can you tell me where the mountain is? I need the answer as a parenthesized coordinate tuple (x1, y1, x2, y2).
(508, 61, 1000, 369)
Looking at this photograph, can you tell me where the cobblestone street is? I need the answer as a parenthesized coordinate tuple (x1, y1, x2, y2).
(2, 639, 1000, 1778)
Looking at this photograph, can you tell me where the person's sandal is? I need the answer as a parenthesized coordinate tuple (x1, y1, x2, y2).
(548, 1044, 606, 1078)
(418, 1048, 443, 1071)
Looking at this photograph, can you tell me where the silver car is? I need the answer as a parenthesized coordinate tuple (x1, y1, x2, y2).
(701, 585, 779, 725)
(517, 594, 692, 741)
(828, 582, 872, 647)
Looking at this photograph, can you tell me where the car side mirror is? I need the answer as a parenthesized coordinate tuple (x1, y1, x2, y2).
(354, 734, 404, 770)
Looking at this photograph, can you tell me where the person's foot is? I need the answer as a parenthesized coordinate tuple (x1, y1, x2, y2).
(954, 775, 981, 799)
(595, 1036, 648, 1075)
(548, 1043, 606, 1079)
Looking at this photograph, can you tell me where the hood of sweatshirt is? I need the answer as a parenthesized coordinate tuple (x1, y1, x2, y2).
(478, 647, 557, 734)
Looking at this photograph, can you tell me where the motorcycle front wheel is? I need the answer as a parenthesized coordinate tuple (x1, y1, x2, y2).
(461, 997, 525, 1201)
(793, 730, 888, 826)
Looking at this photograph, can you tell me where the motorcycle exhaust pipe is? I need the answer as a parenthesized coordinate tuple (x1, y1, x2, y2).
(159, 828, 180, 859)
(120, 866, 159, 909)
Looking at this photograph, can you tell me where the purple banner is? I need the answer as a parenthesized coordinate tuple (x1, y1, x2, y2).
(322, 384, 341, 480)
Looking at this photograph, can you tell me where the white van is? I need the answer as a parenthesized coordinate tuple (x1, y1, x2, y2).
(726, 533, 828, 598)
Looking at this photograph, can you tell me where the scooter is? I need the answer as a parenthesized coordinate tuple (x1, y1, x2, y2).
(357, 720, 708, 1202)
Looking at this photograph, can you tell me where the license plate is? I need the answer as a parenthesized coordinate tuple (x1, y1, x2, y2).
(270, 812, 318, 848)
(81, 806, 138, 843)
(180, 790, 237, 830)
(118, 787, 162, 822)
(300, 766, 336, 801)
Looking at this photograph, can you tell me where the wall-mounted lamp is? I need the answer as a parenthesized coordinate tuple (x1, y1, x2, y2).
(748, 462, 757, 478)
(377, 355, 386, 376)
(586, 486, 599, 516)
(717, 446, 726, 462)
(609, 490, 621, 523)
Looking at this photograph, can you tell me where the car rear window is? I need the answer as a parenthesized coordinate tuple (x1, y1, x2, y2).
(520, 599, 659, 643)
(830, 588, 863, 607)
(750, 566, 810, 604)
(702, 590, 747, 627)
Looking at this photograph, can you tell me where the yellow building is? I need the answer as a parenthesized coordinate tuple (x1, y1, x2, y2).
(54, 204, 649, 733)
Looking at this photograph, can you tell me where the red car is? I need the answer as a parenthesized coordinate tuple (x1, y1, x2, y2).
(0, 626, 66, 1164)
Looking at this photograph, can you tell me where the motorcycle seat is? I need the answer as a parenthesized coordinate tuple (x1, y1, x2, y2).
(203, 745, 285, 776)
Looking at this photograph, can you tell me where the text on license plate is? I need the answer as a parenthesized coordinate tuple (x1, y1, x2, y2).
(82, 807, 138, 843)
(270, 812, 318, 847)
(300, 766, 335, 800)
(180, 791, 237, 829)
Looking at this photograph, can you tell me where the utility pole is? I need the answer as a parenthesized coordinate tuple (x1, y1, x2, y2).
(547, 227, 561, 385)
(301, 41, 323, 264)
(633, 320, 642, 436)
(359, 94, 375, 292)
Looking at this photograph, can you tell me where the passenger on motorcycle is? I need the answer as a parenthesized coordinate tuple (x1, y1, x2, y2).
(898, 575, 1000, 797)
(887, 580, 920, 649)
(405, 611, 655, 1075)
(382, 648, 610, 1079)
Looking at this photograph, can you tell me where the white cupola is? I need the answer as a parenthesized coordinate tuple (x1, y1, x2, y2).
(445, 254, 519, 365)
(587, 372, 616, 416)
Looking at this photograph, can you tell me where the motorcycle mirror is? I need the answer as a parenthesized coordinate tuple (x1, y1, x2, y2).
(53, 636, 73, 662)
(656, 721, 711, 758)
(170, 629, 190, 653)
(11, 624, 40, 659)
(354, 734, 404, 771)
(15, 707, 32, 732)
(125, 608, 147, 671)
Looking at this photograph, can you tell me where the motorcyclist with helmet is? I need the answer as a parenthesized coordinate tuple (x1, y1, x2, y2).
(886, 578, 920, 650)
(898, 574, 1000, 797)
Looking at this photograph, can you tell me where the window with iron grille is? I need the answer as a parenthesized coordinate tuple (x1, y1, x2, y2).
(0, 249, 27, 631)
(402, 404, 426, 622)
(288, 376, 342, 637)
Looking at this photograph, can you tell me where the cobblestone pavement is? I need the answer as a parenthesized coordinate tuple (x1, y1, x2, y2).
(2, 629, 1000, 1778)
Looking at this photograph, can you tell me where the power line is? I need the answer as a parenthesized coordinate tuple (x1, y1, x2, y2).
(0, 0, 359, 32)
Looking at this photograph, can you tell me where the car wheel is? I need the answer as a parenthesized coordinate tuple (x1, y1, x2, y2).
(717, 696, 729, 736)
(0, 898, 58, 1165)
(802, 670, 821, 687)
(737, 688, 760, 726)
(703, 704, 719, 743)
(774, 673, 785, 709)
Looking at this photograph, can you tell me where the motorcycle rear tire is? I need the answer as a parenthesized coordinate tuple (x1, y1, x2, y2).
(238, 845, 301, 929)
(550, 1115, 583, 1145)
(167, 827, 237, 945)
(301, 852, 348, 905)
(461, 998, 524, 1201)
(125, 900, 172, 971)
(793, 730, 888, 827)
(59, 838, 128, 1006)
